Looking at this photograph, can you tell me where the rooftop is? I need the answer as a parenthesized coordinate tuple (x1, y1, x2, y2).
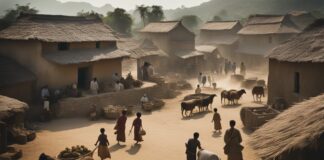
(140, 21, 181, 33)
(0, 14, 118, 42)
(201, 21, 241, 31)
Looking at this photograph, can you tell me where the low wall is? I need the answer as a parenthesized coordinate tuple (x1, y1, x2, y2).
(57, 82, 172, 117)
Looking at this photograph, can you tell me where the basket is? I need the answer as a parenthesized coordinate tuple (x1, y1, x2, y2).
(140, 129, 146, 136)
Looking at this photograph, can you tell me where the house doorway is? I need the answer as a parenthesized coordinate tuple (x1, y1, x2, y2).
(78, 67, 91, 89)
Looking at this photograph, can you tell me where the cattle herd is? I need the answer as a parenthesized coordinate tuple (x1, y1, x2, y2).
(181, 86, 265, 117)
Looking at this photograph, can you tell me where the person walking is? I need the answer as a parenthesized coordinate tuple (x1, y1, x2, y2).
(95, 128, 111, 160)
(130, 112, 144, 144)
(211, 108, 222, 132)
(224, 120, 243, 160)
(114, 110, 127, 144)
(185, 132, 203, 160)
(240, 62, 246, 76)
(197, 72, 203, 85)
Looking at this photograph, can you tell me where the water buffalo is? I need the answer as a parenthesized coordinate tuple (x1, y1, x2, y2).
(221, 89, 246, 105)
(181, 99, 199, 117)
(252, 86, 265, 102)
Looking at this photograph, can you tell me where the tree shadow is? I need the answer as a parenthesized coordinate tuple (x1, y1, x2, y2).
(221, 104, 242, 108)
(181, 110, 212, 120)
(126, 144, 141, 155)
(212, 131, 222, 138)
(109, 143, 126, 152)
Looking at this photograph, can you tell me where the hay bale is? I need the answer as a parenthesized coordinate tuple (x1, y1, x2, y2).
(231, 74, 244, 82)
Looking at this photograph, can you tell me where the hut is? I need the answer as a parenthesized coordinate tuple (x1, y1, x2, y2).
(250, 94, 324, 160)
(237, 14, 300, 67)
(118, 38, 168, 79)
(0, 57, 36, 103)
(267, 19, 324, 106)
(195, 45, 223, 72)
(0, 14, 130, 95)
(288, 11, 317, 31)
(139, 21, 195, 54)
(199, 21, 242, 60)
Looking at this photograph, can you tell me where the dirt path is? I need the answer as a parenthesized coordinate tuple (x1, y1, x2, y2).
(14, 71, 267, 160)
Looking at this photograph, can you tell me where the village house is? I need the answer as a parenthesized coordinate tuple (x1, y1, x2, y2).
(195, 45, 223, 72)
(237, 14, 301, 67)
(267, 19, 324, 106)
(288, 11, 317, 31)
(140, 21, 204, 74)
(0, 14, 130, 98)
(199, 21, 242, 60)
(118, 38, 168, 79)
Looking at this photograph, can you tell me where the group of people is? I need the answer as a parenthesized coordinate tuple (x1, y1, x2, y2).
(186, 118, 243, 160)
(95, 111, 144, 160)
(224, 60, 246, 76)
(197, 72, 215, 87)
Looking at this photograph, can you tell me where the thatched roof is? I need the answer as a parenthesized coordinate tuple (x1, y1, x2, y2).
(201, 21, 241, 31)
(0, 14, 118, 42)
(140, 21, 181, 33)
(0, 56, 35, 87)
(288, 11, 317, 30)
(44, 48, 130, 64)
(195, 45, 218, 53)
(118, 38, 168, 58)
(267, 19, 324, 62)
(0, 95, 29, 120)
(239, 14, 300, 35)
(174, 50, 204, 59)
(250, 94, 324, 160)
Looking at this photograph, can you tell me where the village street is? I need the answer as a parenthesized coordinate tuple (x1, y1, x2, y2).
(13, 70, 267, 160)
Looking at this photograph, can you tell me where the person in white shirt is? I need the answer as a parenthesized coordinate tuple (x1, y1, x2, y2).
(90, 78, 99, 94)
(41, 85, 50, 100)
(114, 81, 124, 92)
(140, 94, 149, 104)
(112, 73, 120, 83)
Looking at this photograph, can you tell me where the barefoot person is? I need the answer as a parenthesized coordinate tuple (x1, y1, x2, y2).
(130, 112, 144, 144)
(224, 120, 243, 160)
(186, 132, 203, 160)
(114, 110, 127, 144)
(95, 128, 111, 160)
(211, 108, 222, 132)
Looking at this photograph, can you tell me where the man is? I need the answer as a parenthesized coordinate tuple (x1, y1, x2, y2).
(186, 132, 203, 160)
(195, 85, 201, 94)
(224, 120, 243, 160)
(90, 78, 99, 94)
(41, 85, 50, 100)
(140, 94, 149, 107)
(240, 62, 246, 76)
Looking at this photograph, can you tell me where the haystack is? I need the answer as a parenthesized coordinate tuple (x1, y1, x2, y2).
(250, 94, 324, 160)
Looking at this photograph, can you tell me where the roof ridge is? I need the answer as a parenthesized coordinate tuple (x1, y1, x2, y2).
(206, 20, 238, 23)
(18, 13, 101, 22)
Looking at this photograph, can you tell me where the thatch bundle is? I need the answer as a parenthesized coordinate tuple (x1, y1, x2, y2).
(250, 94, 324, 160)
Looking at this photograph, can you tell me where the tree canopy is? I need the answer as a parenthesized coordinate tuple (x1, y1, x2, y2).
(136, 5, 164, 27)
(103, 8, 133, 34)
(181, 15, 202, 32)
(0, 4, 38, 30)
(77, 10, 103, 18)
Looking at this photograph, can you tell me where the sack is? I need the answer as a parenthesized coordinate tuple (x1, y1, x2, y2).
(139, 129, 146, 136)
(223, 144, 230, 155)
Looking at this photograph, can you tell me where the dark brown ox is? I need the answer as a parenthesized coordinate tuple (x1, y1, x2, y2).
(181, 99, 199, 117)
(252, 86, 265, 102)
(221, 89, 246, 105)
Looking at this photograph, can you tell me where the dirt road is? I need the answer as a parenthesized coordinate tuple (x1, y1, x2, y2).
(14, 71, 267, 160)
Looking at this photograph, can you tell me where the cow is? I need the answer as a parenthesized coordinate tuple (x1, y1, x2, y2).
(181, 99, 199, 117)
(252, 86, 265, 102)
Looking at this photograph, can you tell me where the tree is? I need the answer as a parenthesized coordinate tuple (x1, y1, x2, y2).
(212, 15, 222, 21)
(135, 5, 149, 27)
(147, 5, 164, 23)
(181, 15, 202, 32)
(0, 4, 38, 30)
(77, 10, 103, 18)
(103, 8, 133, 34)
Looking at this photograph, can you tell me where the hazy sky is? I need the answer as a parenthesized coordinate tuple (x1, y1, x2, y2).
(58, 0, 210, 10)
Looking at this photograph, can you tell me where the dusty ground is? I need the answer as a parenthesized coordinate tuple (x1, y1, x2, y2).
(14, 70, 268, 160)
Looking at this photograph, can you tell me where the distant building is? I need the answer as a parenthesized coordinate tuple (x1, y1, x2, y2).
(118, 38, 168, 79)
(0, 14, 130, 94)
(288, 11, 317, 31)
(195, 45, 223, 71)
(267, 19, 324, 106)
(237, 14, 300, 67)
(199, 21, 242, 61)
(140, 21, 195, 54)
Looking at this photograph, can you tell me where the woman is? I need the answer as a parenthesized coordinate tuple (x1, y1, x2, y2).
(130, 112, 144, 144)
(95, 128, 111, 160)
(211, 108, 222, 132)
(114, 110, 127, 144)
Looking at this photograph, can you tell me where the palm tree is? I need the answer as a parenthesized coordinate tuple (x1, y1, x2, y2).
(136, 5, 148, 27)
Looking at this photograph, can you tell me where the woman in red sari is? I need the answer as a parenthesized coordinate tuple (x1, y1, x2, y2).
(114, 110, 127, 144)
(130, 112, 143, 144)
